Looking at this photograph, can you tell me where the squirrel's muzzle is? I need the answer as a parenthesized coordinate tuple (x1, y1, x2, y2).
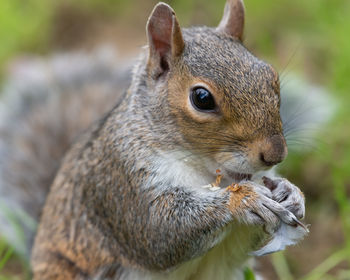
(259, 135, 288, 167)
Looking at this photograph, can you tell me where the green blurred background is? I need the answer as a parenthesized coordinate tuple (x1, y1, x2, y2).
(0, 0, 350, 279)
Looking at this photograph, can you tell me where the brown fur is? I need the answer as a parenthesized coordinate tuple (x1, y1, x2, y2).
(227, 184, 258, 211)
(24, 1, 304, 279)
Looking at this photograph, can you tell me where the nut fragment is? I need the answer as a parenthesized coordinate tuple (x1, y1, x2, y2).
(226, 183, 241, 192)
(214, 170, 222, 187)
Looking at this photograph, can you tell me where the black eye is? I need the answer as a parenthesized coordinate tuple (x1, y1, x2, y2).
(190, 87, 216, 112)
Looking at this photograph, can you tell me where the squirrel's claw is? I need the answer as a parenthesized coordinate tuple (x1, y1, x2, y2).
(261, 199, 308, 231)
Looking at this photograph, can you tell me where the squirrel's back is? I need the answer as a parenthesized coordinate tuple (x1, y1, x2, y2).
(0, 48, 132, 257)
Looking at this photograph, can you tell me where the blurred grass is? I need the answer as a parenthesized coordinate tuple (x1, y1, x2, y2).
(0, 240, 13, 273)
(0, 0, 350, 279)
(0, 238, 24, 280)
(0, 0, 52, 73)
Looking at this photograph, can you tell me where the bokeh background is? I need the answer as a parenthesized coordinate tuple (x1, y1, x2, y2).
(0, 0, 350, 279)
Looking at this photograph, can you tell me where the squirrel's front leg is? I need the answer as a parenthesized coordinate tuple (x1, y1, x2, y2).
(128, 181, 307, 273)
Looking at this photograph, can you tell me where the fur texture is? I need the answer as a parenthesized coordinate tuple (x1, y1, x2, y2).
(29, 15, 306, 279)
(0, 1, 332, 279)
(0, 48, 132, 256)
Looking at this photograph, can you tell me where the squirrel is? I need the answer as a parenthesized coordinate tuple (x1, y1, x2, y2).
(0, 0, 310, 279)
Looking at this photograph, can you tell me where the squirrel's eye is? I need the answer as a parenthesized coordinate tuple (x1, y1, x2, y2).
(190, 87, 216, 112)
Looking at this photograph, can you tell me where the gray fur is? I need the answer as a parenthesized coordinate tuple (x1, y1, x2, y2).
(30, 23, 306, 278)
(0, 47, 330, 266)
(0, 6, 332, 279)
(0, 47, 132, 257)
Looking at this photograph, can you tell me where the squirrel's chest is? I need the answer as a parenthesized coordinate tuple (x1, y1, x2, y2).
(168, 226, 258, 280)
(125, 225, 260, 280)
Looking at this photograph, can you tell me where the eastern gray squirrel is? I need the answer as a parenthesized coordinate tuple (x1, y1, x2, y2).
(0, 1, 312, 279)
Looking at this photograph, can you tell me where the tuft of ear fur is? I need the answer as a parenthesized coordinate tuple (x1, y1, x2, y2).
(146, 2, 185, 79)
(217, 0, 245, 41)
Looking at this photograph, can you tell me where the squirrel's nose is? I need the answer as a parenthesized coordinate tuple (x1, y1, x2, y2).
(259, 135, 287, 166)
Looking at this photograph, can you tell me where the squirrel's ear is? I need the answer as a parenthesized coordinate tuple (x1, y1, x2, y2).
(216, 0, 245, 41)
(146, 2, 185, 78)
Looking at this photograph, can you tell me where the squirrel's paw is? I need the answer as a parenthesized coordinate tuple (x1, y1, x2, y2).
(249, 177, 308, 256)
(226, 181, 308, 256)
(262, 176, 305, 220)
(226, 182, 281, 229)
(226, 181, 305, 229)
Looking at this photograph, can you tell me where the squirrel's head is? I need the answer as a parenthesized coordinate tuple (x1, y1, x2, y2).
(144, 0, 287, 179)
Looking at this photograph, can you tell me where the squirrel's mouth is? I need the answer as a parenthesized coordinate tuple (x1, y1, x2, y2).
(201, 170, 252, 191)
(226, 171, 252, 183)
